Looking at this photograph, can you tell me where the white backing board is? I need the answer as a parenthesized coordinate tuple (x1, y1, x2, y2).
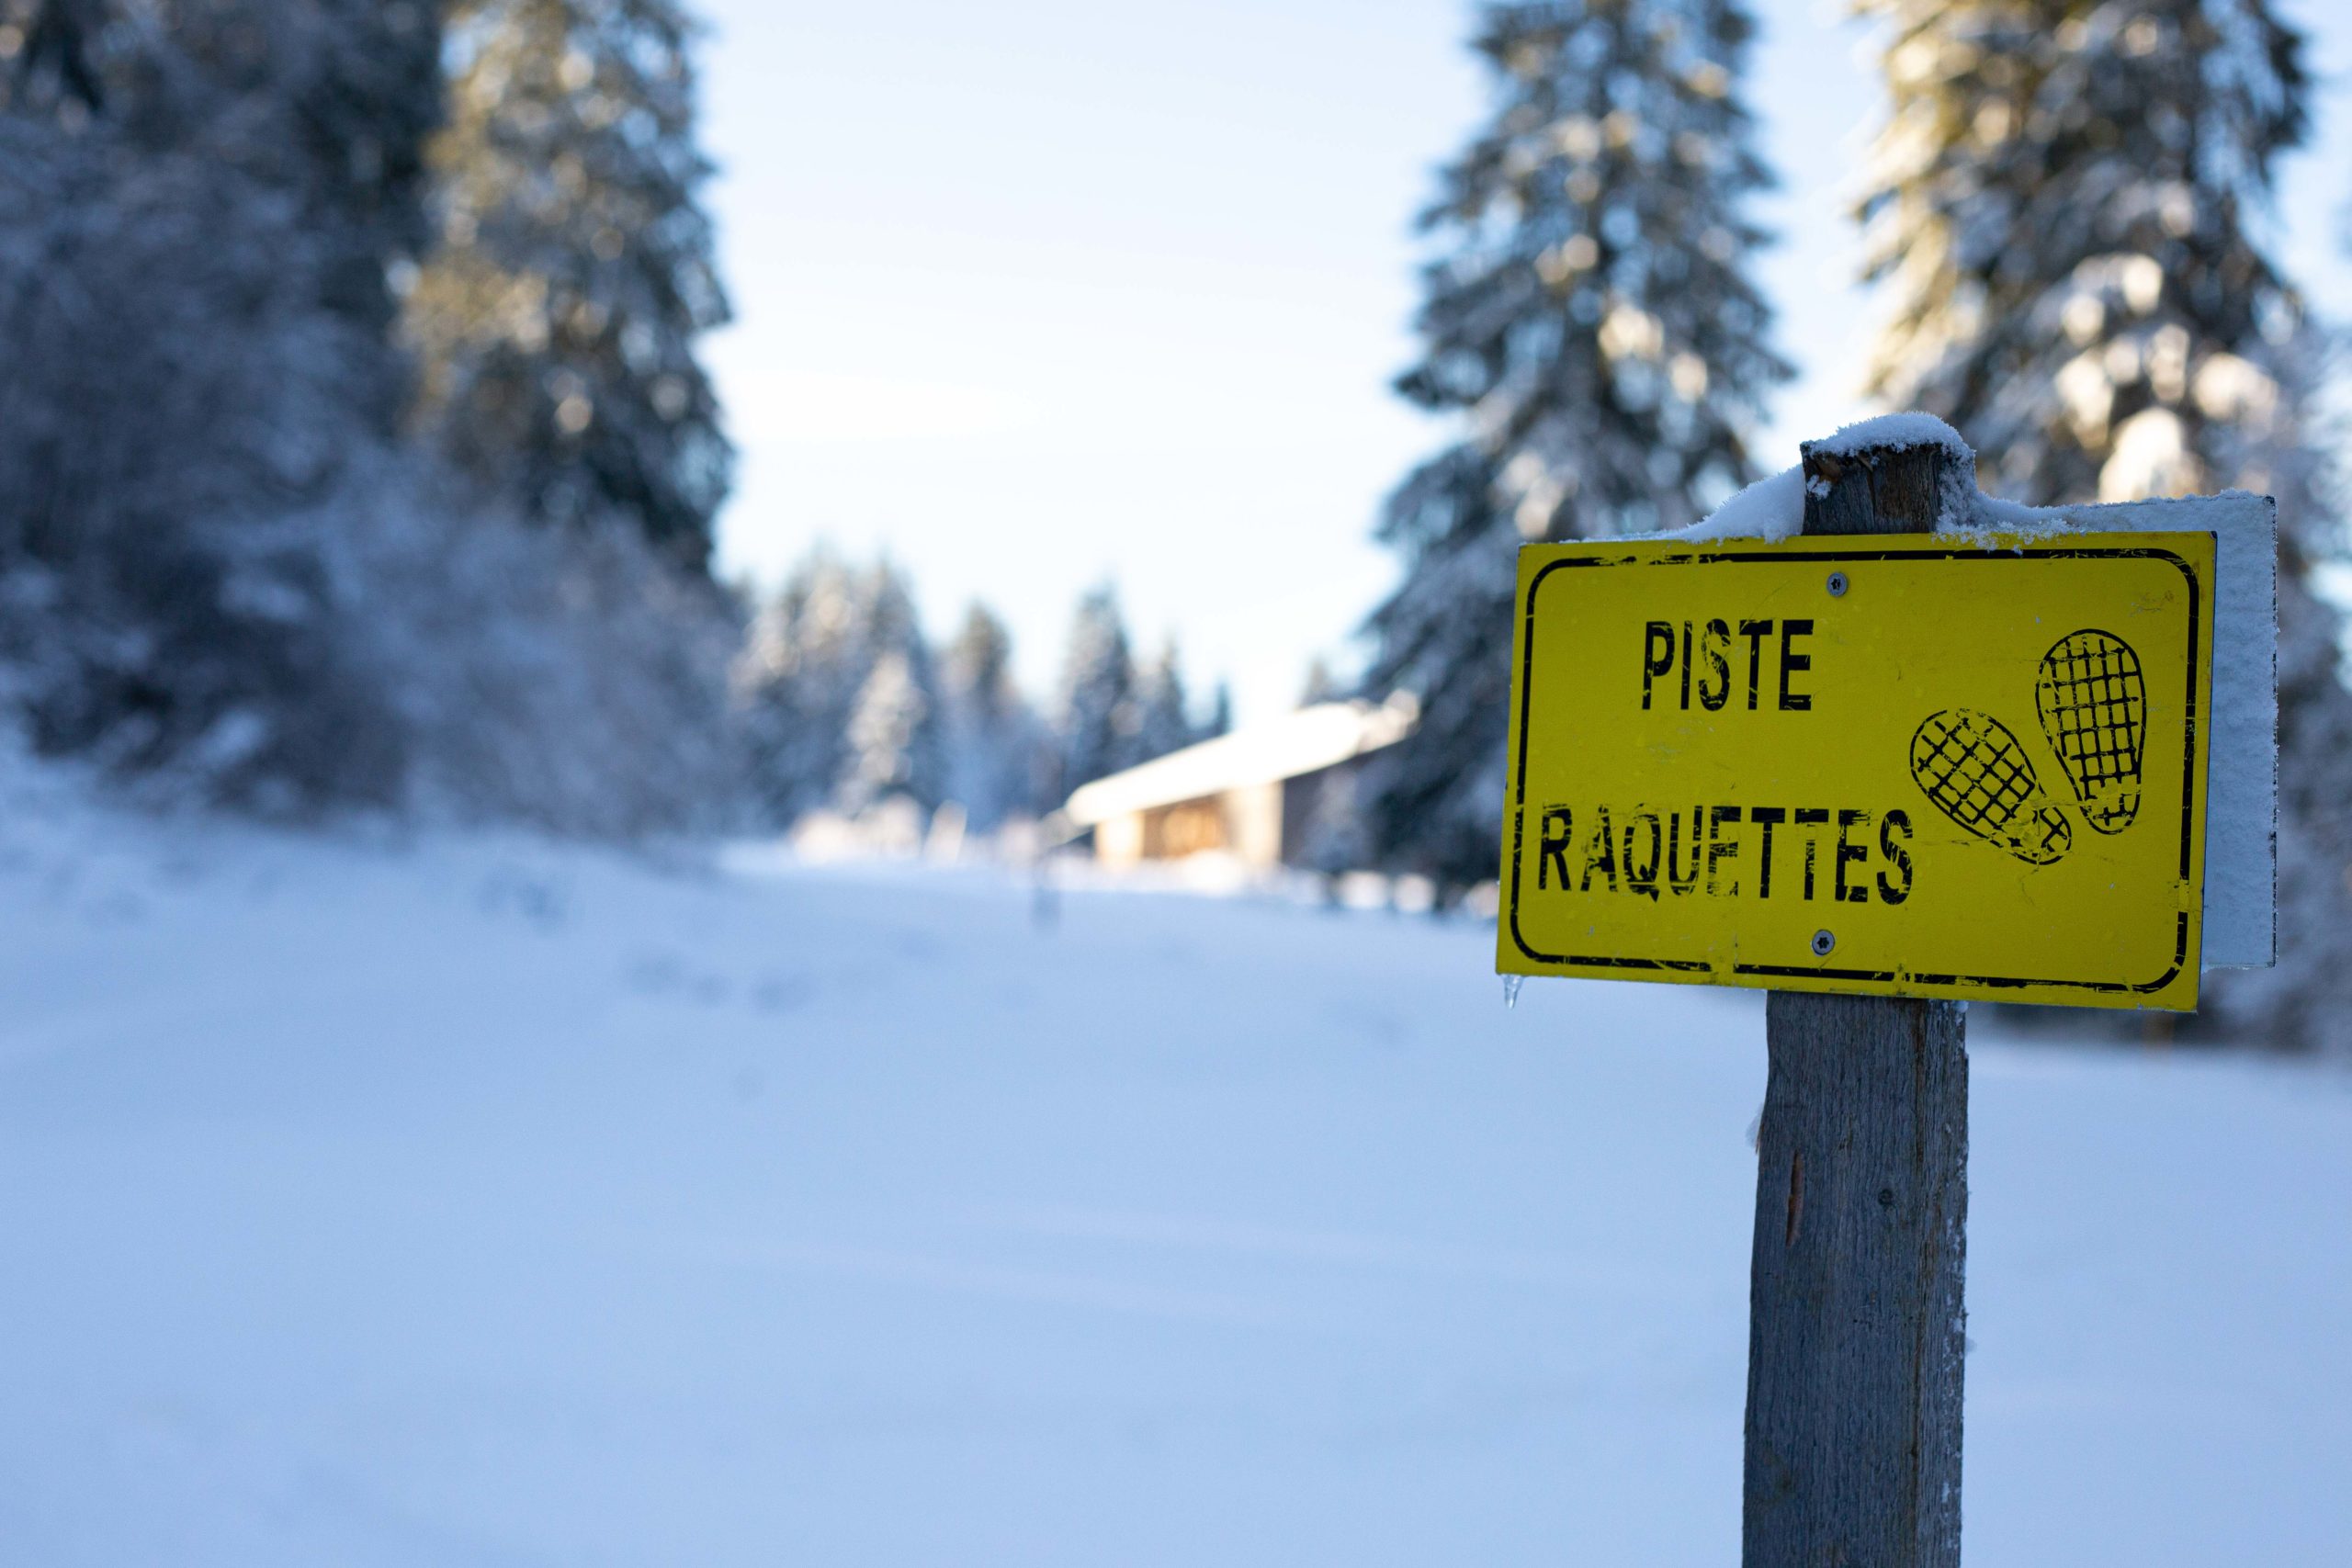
(2031, 494, 2277, 969)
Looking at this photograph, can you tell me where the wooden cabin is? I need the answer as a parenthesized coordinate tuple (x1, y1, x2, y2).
(1063, 694, 1418, 871)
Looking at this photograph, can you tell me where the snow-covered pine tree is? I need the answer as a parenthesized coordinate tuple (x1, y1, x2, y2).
(3, 0, 442, 425)
(1, 0, 741, 830)
(406, 0, 731, 570)
(1053, 585, 1136, 798)
(735, 551, 944, 825)
(1857, 0, 2305, 504)
(735, 547, 867, 823)
(1128, 637, 1197, 764)
(852, 558, 946, 816)
(0, 0, 438, 804)
(1856, 0, 2352, 1051)
(1202, 680, 1234, 739)
(153, 0, 442, 424)
(1357, 0, 1789, 886)
(838, 649, 944, 818)
(939, 603, 1046, 829)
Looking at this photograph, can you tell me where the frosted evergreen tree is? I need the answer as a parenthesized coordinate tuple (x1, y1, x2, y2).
(4, 0, 442, 425)
(851, 559, 946, 814)
(939, 604, 1045, 829)
(1856, 0, 2352, 1050)
(735, 547, 865, 824)
(406, 0, 731, 570)
(838, 649, 944, 818)
(0, 0, 741, 829)
(157, 0, 442, 423)
(1054, 585, 1136, 797)
(0, 0, 439, 803)
(1857, 0, 2305, 505)
(1358, 0, 1789, 886)
(735, 550, 942, 825)
(1128, 637, 1197, 763)
(1203, 680, 1234, 739)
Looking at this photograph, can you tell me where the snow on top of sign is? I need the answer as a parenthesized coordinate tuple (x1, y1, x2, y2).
(1804, 411, 1975, 461)
(1676, 463, 1805, 542)
(1671, 413, 1981, 542)
(1944, 486, 2277, 542)
(1957, 491, 2065, 534)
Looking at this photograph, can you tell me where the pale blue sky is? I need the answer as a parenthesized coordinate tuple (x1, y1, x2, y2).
(699, 0, 2352, 724)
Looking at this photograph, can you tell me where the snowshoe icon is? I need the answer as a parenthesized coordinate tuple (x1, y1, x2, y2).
(2034, 629, 2145, 834)
(1909, 708, 2074, 866)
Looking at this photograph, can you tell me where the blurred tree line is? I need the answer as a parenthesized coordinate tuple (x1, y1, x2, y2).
(0, 0, 733, 829)
(1361, 0, 2352, 1050)
(733, 555, 1228, 836)
(0, 0, 1227, 842)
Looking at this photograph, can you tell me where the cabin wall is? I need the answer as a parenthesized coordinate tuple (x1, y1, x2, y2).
(1143, 796, 1228, 858)
(1223, 781, 1284, 868)
(1084, 762, 1374, 873)
(1095, 813, 1146, 868)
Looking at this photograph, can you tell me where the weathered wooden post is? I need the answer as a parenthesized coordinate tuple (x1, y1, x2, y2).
(1742, 437, 1967, 1567)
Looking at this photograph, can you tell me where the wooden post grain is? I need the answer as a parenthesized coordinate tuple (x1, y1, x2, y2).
(1742, 439, 1969, 1567)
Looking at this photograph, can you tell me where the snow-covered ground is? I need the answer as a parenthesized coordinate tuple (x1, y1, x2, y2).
(3, 783, 2348, 1565)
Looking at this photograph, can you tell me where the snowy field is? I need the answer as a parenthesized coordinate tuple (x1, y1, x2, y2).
(3, 789, 2349, 1565)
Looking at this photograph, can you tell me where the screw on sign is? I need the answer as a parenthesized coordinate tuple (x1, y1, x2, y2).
(1493, 416, 2278, 1567)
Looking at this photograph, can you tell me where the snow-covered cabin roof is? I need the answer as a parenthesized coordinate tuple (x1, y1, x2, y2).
(1064, 694, 1419, 827)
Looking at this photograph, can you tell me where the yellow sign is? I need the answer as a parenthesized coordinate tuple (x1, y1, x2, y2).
(1497, 532, 2214, 1010)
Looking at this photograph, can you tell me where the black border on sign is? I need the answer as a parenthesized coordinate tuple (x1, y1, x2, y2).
(1504, 544, 2203, 996)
